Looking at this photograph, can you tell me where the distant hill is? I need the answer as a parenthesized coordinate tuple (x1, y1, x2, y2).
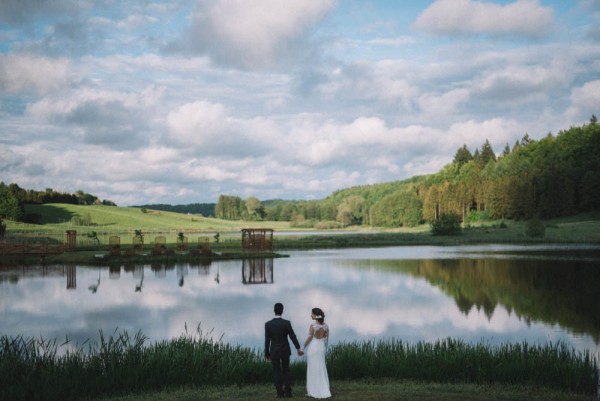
(134, 203, 216, 217)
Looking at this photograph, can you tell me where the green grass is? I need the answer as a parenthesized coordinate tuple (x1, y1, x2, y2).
(7, 204, 295, 235)
(5, 205, 600, 246)
(1, 330, 597, 401)
(96, 381, 595, 401)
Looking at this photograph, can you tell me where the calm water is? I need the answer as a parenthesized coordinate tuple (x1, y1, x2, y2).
(1, 245, 599, 360)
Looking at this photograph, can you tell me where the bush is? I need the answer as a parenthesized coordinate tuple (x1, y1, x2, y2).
(526, 217, 546, 238)
(431, 213, 462, 236)
(0, 218, 5, 238)
(314, 220, 343, 230)
(289, 214, 316, 228)
(464, 210, 491, 224)
(70, 213, 94, 226)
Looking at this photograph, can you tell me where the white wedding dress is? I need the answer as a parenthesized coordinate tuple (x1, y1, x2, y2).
(305, 322, 331, 399)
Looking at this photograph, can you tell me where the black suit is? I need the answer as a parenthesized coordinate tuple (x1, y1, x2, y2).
(265, 316, 301, 397)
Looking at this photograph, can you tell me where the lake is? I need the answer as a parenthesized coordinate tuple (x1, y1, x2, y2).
(1, 245, 599, 360)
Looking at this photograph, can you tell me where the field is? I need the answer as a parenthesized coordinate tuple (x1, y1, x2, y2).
(4, 204, 600, 248)
(3, 204, 296, 250)
(7, 203, 291, 234)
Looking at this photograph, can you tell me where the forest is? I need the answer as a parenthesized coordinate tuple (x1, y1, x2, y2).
(1, 117, 599, 229)
(134, 203, 216, 217)
(216, 116, 600, 228)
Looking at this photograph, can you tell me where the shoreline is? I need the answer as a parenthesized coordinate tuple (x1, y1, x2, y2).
(3, 228, 600, 266)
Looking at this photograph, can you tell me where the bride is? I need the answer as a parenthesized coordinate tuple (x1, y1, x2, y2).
(302, 307, 331, 399)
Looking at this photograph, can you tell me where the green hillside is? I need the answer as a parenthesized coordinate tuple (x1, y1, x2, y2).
(5, 204, 291, 234)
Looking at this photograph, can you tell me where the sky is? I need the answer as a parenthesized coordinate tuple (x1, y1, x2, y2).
(1, 0, 599, 206)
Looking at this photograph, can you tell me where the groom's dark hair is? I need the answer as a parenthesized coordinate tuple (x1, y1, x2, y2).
(274, 302, 284, 315)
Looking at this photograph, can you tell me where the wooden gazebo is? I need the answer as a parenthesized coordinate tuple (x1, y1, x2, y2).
(241, 228, 274, 252)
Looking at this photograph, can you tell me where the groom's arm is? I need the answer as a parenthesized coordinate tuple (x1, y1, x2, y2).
(264, 323, 271, 359)
(287, 321, 303, 354)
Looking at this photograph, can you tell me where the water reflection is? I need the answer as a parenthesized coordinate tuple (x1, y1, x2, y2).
(347, 257, 600, 343)
(242, 259, 274, 284)
(88, 270, 100, 293)
(0, 246, 598, 361)
(67, 265, 76, 290)
(135, 268, 143, 292)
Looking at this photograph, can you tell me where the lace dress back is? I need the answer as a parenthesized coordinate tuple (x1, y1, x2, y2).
(312, 323, 328, 341)
(305, 322, 331, 398)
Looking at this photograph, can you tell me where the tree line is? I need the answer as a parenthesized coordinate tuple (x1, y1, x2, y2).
(3, 117, 598, 229)
(214, 116, 599, 227)
(134, 203, 216, 217)
(0, 183, 115, 223)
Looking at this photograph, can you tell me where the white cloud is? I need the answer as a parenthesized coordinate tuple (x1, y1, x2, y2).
(473, 63, 569, 101)
(414, 0, 554, 37)
(446, 118, 524, 151)
(167, 101, 229, 146)
(25, 86, 164, 150)
(418, 89, 471, 117)
(317, 61, 420, 111)
(165, 101, 276, 158)
(566, 80, 600, 122)
(173, 0, 337, 69)
(116, 14, 158, 30)
(0, 54, 73, 94)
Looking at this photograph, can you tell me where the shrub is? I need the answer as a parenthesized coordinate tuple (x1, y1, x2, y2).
(526, 217, 546, 238)
(314, 220, 343, 230)
(464, 210, 491, 224)
(431, 213, 462, 236)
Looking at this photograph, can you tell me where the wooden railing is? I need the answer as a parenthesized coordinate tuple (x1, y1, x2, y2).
(0, 242, 66, 258)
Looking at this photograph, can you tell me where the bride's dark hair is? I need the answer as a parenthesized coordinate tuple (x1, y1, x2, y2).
(312, 307, 325, 324)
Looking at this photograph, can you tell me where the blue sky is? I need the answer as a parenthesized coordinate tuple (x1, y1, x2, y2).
(1, 0, 599, 206)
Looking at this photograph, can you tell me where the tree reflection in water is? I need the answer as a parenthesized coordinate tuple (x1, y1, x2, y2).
(369, 257, 600, 343)
(0, 247, 598, 355)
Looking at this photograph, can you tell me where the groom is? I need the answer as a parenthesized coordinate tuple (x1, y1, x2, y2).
(265, 302, 304, 398)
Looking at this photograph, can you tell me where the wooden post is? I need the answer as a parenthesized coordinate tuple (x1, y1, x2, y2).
(66, 230, 77, 251)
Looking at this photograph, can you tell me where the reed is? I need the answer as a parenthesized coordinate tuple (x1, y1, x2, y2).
(0, 331, 597, 401)
(326, 338, 599, 395)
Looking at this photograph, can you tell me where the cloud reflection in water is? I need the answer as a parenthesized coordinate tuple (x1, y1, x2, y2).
(0, 246, 598, 361)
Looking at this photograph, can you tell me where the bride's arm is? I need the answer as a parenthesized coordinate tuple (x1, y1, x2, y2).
(303, 324, 314, 348)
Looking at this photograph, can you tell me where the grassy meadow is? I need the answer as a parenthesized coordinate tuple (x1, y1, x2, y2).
(4, 204, 600, 247)
(7, 203, 291, 235)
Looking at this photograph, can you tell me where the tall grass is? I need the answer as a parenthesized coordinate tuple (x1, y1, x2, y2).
(0, 327, 269, 401)
(0, 331, 597, 401)
(327, 338, 598, 395)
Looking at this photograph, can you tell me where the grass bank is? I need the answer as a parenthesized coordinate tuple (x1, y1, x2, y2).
(3, 205, 600, 264)
(1, 329, 597, 401)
